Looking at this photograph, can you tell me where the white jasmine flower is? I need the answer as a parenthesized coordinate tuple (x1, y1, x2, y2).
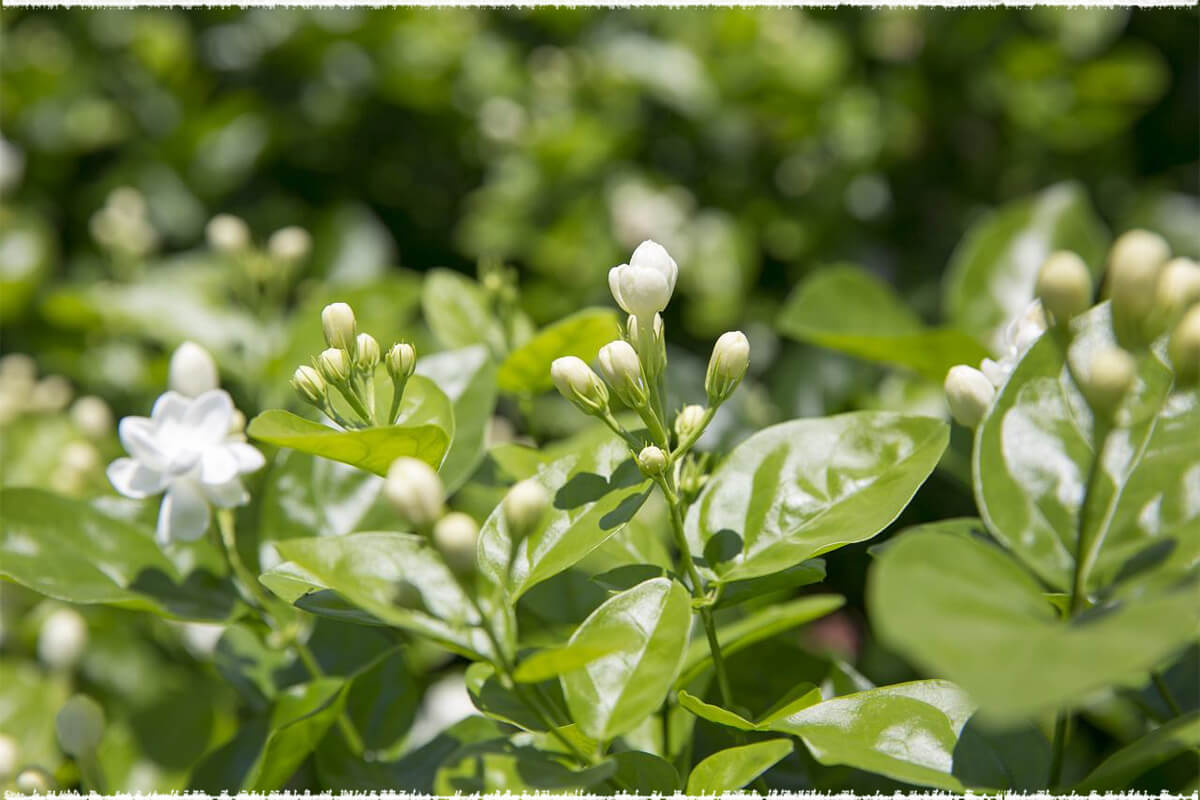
(107, 390, 265, 544)
(981, 300, 1047, 388)
(608, 240, 679, 319)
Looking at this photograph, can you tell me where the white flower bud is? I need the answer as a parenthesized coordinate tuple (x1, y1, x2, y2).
(205, 214, 250, 253)
(31, 375, 72, 412)
(168, 341, 219, 398)
(38, 608, 87, 670)
(385, 457, 444, 529)
(356, 333, 381, 370)
(70, 396, 112, 439)
(596, 340, 647, 408)
(1036, 251, 1093, 324)
(61, 441, 100, 474)
(626, 312, 666, 378)
(1169, 305, 1200, 383)
(0, 353, 37, 383)
(1156, 258, 1200, 320)
(386, 342, 417, 380)
(268, 226, 311, 262)
(944, 365, 995, 428)
(705, 331, 750, 406)
(15, 767, 53, 794)
(1108, 229, 1170, 346)
(503, 478, 549, 543)
(550, 356, 609, 416)
(674, 404, 707, 441)
(433, 512, 479, 575)
(321, 302, 358, 354)
(637, 444, 668, 476)
(608, 240, 679, 319)
(316, 348, 351, 385)
(0, 734, 18, 778)
(55, 695, 105, 757)
(292, 365, 326, 406)
(1082, 346, 1137, 417)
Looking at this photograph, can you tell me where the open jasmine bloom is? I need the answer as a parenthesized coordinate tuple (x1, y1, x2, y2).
(107, 389, 265, 545)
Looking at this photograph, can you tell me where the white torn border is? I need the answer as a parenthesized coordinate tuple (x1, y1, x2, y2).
(8, 793, 1200, 799)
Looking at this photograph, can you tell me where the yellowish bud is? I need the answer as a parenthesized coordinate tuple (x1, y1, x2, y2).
(1036, 251, 1093, 325)
(321, 302, 358, 354)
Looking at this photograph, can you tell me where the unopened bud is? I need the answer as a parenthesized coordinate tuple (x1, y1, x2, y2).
(15, 767, 53, 794)
(61, 441, 100, 474)
(706, 331, 750, 406)
(386, 342, 417, 380)
(316, 348, 351, 385)
(626, 312, 666, 376)
(0, 734, 18, 778)
(55, 695, 105, 757)
(550, 356, 609, 416)
(205, 214, 250, 253)
(1156, 258, 1200, 321)
(321, 302, 358, 354)
(1082, 347, 1137, 417)
(268, 226, 311, 262)
(433, 512, 479, 575)
(169, 341, 219, 398)
(608, 240, 679, 319)
(503, 478, 549, 543)
(1169, 306, 1200, 383)
(38, 608, 87, 670)
(32, 375, 72, 412)
(292, 365, 326, 406)
(637, 445, 668, 477)
(70, 396, 112, 439)
(596, 340, 647, 408)
(356, 333, 381, 370)
(385, 457, 444, 529)
(1108, 230, 1170, 346)
(674, 404, 707, 441)
(944, 365, 995, 428)
(1036, 251, 1093, 325)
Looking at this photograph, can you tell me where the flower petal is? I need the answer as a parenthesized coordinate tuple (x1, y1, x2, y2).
(618, 267, 671, 318)
(151, 391, 190, 425)
(183, 390, 234, 444)
(204, 478, 249, 508)
(227, 442, 266, 473)
(106, 457, 167, 499)
(118, 417, 166, 469)
(156, 481, 211, 544)
(200, 446, 239, 485)
(608, 265, 630, 314)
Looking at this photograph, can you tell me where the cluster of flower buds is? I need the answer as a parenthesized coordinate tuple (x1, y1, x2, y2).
(291, 302, 416, 429)
(90, 187, 158, 260)
(945, 230, 1200, 428)
(550, 240, 749, 482)
(204, 213, 311, 292)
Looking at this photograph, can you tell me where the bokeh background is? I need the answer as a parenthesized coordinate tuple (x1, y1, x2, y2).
(1, 6, 1197, 792)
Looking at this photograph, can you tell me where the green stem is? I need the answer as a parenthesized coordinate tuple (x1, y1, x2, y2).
(600, 410, 643, 452)
(1152, 671, 1183, 717)
(360, 371, 377, 425)
(78, 753, 108, 794)
(387, 376, 409, 426)
(1069, 421, 1111, 615)
(334, 379, 374, 425)
(294, 638, 367, 757)
(670, 407, 716, 461)
(1049, 711, 1071, 789)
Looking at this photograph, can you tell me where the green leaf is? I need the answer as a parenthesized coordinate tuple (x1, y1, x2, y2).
(714, 560, 827, 609)
(561, 577, 692, 740)
(951, 718, 1050, 791)
(777, 264, 987, 382)
(249, 373, 452, 478)
(433, 738, 616, 793)
(0, 489, 238, 620)
(1075, 711, 1200, 791)
(257, 449, 386, 542)
(677, 595, 844, 687)
(766, 680, 974, 791)
(686, 739, 793, 794)
(944, 181, 1109, 350)
(686, 412, 948, 582)
(871, 530, 1200, 721)
(975, 303, 1200, 592)
(514, 634, 628, 683)
(0, 661, 70, 772)
(478, 433, 651, 598)
(416, 345, 498, 491)
(678, 684, 823, 732)
(609, 751, 680, 794)
(497, 308, 620, 394)
(677, 690, 757, 731)
(260, 532, 493, 659)
(422, 268, 506, 353)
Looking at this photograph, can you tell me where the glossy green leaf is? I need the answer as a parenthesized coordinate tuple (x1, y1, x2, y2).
(1075, 711, 1200, 791)
(943, 181, 1109, 350)
(767, 680, 974, 791)
(416, 345, 498, 491)
(0, 489, 238, 620)
(422, 268, 507, 354)
(464, 661, 571, 733)
(257, 449, 386, 542)
(514, 634, 628, 683)
(714, 560, 827, 609)
(609, 751, 680, 794)
(561, 577, 692, 740)
(686, 412, 948, 582)
(686, 739, 793, 794)
(260, 532, 492, 659)
(678, 683, 823, 733)
(478, 433, 651, 598)
(975, 303, 1200, 592)
(677, 691, 757, 731)
(497, 308, 620, 394)
(778, 264, 986, 382)
(951, 718, 1050, 792)
(677, 595, 844, 687)
(871, 530, 1200, 721)
(433, 738, 616, 793)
